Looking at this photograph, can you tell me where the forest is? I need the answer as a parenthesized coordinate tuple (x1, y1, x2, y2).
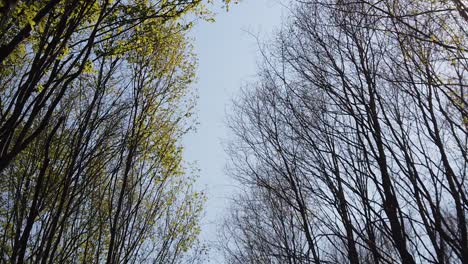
(0, 0, 466, 263)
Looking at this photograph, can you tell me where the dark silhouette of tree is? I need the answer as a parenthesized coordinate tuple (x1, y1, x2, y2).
(222, 0, 467, 263)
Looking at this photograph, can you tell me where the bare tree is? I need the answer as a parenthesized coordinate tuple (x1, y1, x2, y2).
(222, 0, 467, 263)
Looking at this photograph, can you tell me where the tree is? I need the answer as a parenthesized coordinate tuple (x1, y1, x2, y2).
(0, 0, 221, 263)
(222, 0, 467, 263)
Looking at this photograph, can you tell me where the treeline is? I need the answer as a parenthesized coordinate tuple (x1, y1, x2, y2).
(222, 0, 467, 264)
(0, 0, 220, 263)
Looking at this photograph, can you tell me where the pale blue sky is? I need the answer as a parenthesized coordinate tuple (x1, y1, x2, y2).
(182, 0, 284, 262)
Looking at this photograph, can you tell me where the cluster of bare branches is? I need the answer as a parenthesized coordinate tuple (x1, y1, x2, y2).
(222, 0, 467, 263)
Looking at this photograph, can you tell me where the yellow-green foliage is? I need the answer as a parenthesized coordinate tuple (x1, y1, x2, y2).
(0, 0, 216, 262)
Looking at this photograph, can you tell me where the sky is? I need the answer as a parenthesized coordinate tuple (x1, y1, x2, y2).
(182, 0, 284, 262)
